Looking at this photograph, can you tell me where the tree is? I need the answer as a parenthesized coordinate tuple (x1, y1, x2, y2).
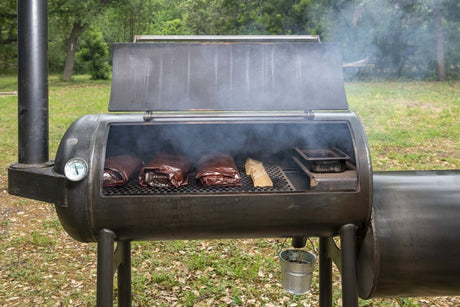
(320, 0, 458, 80)
(49, 0, 120, 81)
(433, 0, 446, 81)
(180, 0, 323, 35)
(77, 29, 110, 80)
(440, 0, 460, 79)
(101, 0, 184, 41)
(42, 0, 459, 80)
(0, 0, 17, 71)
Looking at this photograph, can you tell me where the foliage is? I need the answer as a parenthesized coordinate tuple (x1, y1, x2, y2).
(48, 0, 123, 79)
(322, 0, 459, 80)
(0, 0, 16, 72)
(0, 0, 459, 80)
(179, 0, 322, 35)
(442, 0, 460, 79)
(74, 0, 460, 80)
(97, 0, 184, 44)
(77, 29, 111, 80)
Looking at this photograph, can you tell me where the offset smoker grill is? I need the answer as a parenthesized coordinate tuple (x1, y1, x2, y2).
(54, 112, 370, 243)
(8, 2, 460, 306)
(47, 36, 372, 246)
(11, 33, 372, 305)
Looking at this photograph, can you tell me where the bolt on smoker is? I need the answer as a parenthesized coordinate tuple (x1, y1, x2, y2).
(8, 1, 460, 306)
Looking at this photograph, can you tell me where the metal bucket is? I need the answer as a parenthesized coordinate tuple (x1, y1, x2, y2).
(279, 249, 317, 295)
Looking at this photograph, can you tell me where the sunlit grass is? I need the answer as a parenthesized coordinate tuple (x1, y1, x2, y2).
(346, 81, 459, 170)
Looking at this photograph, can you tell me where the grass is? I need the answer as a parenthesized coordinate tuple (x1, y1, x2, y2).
(0, 75, 459, 306)
(347, 81, 459, 170)
(0, 75, 110, 174)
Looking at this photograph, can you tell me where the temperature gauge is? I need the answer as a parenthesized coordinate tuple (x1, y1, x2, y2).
(64, 158, 88, 181)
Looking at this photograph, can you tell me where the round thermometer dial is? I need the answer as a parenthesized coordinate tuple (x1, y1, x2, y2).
(64, 158, 88, 181)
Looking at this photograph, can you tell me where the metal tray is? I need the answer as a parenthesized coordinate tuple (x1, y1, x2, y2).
(294, 146, 349, 173)
(292, 156, 357, 191)
(294, 146, 349, 161)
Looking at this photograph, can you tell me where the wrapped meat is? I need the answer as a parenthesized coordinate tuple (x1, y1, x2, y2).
(196, 153, 241, 187)
(139, 154, 191, 188)
(103, 155, 143, 187)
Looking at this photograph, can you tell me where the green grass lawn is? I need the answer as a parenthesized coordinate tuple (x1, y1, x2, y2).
(347, 81, 459, 170)
(0, 75, 459, 306)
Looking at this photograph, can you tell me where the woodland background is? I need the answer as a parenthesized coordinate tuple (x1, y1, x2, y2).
(0, 0, 459, 81)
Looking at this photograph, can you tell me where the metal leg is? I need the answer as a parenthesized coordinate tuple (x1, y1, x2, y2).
(97, 229, 116, 307)
(340, 224, 358, 307)
(319, 237, 333, 307)
(117, 241, 132, 307)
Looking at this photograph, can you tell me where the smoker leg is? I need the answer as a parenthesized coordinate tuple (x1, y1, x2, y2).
(117, 241, 132, 307)
(319, 237, 333, 307)
(340, 224, 358, 307)
(97, 229, 116, 307)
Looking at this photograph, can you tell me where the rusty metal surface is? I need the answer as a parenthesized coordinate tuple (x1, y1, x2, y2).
(109, 40, 348, 111)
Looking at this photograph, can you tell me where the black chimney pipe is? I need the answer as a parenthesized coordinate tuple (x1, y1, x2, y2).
(17, 0, 49, 165)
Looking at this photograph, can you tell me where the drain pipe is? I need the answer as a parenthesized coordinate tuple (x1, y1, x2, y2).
(17, 0, 49, 165)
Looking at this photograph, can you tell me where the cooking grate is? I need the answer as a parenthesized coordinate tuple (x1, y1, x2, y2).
(103, 165, 295, 195)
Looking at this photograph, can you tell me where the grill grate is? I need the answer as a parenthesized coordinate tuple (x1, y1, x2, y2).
(103, 165, 295, 195)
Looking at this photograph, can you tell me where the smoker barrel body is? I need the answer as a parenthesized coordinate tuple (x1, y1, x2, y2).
(51, 111, 372, 242)
(357, 170, 460, 298)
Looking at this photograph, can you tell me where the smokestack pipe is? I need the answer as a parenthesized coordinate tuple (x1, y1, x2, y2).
(17, 0, 49, 165)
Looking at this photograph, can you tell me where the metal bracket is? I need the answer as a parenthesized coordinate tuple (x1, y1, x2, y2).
(325, 237, 342, 273)
(8, 162, 67, 206)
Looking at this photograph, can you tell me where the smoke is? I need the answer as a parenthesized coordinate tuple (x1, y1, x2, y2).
(105, 38, 359, 174)
(105, 122, 355, 169)
(319, 0, 456, 80)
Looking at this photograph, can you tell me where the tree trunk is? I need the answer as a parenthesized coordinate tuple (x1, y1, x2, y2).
(433, 0, 446, 81)
(62, 21, 86, 81)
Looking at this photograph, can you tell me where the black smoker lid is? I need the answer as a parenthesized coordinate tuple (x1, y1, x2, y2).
(109, 36, 348, 112)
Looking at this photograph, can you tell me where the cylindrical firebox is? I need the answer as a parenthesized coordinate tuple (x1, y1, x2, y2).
(358, 170, 460, 298)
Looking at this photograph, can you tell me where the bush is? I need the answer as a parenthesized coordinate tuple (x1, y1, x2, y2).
(77, 29, 111, 80)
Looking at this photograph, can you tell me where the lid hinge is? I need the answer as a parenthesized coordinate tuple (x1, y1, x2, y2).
(143, 111, 153, 121)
